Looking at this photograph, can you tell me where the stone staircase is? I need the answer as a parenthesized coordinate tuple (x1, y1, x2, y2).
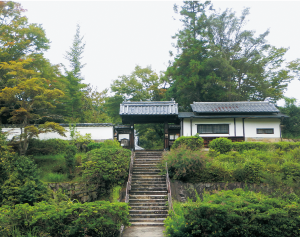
(129, 150, 168, 226)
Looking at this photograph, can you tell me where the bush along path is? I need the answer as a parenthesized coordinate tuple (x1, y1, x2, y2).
(129, 151, 168, 226)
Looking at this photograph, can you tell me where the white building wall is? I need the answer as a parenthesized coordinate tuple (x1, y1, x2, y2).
(190, 118, 235, 137)
(2, 126, 114, 141)
(235, 118, 244, 137)
(183, 119, 191, 136)
(244, 118, 281, 140)
(182, 117, 281, 140)
(119, 134, 129, 141)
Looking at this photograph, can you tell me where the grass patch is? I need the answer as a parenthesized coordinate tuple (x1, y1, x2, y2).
(33, 153, 86, 183)
(110, 185, 122, 202)
(43, 173, 69, 182)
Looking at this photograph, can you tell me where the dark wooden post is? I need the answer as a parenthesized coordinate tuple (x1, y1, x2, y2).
(164, 121, 169, 150)
(130, 122, 135, 151)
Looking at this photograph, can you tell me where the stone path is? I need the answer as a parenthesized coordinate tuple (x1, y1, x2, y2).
(122, 226, 165, 237)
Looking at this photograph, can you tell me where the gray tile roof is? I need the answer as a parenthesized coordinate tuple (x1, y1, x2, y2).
(191, 101, 280, 113)
(120, 101, 178, 115)
(178, 112, 288, 119)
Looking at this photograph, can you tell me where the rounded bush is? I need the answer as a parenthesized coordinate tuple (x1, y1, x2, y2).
(172, 135, 204, 150)
(209, 137, 233, 154)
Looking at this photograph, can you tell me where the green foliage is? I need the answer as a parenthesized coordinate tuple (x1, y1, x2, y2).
(81, 148, 131, 196)
(65, 145, 76, 178)
(278, 97, 300, 138)
(1, 155, 50, 206)
(101, 139, 121, 148)
(87, 141, 103, 151)
(70, 130, 92, 152)
(160, 146, 207, 182)
(42, 173, 69, 183)
(165, 2, 295, 107)
(172, 135, 204, 150)
(165, 189, 300, 237)
(0, 200, 130, 237)
(231, 141, 300, 152)
(87, 139, 121, 151)
(231, 141, 270, 152)
(27, 138, 69, 155)
(209, 137, 233, 154)
(136, 123, 164, 150)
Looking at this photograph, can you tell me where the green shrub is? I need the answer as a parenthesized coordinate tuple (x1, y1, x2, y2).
(101, 139, 121, 148)
(209, 137, 233, 154)
(0, 200, 130, 237)
(81, 148, 131, 196)
(164, 189, 300, 237)
(1, 156, 50, 206)
(231, 141, 270, 152)
(172, 135, 204, 150)
(160, 146, 208, 182)
(27, 138, 69, 155)
(281, 162, 300, 179)
(65, 145, 77, 178)
(87, 141, 103, 151)
(231, 141, 300, 153)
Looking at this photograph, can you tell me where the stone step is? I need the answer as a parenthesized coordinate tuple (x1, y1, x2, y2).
(132, 172, 161, 175)
(129, 202, 167, 206)
(130, 214, 168, 219)
(130, 210, 168, 214)
(130, 195, 167, 200)
(133, 164, 157, 169)
(131, 178, 166, 182)
(131, 181, 166, 184)
(130, 222, 165, 226)
(134, 158, 161, 160)
(129, 199, 167, 204)
(130, 191, 167, 195)
(132, 174, 163, 177)
(134, 162, 160, 165)
(130, 205, 168, 210)
(130, 218, 166, 223)
(131, 187, 167, 191)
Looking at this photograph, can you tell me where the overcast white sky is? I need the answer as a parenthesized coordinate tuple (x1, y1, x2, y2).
(19, 0, 300, 106)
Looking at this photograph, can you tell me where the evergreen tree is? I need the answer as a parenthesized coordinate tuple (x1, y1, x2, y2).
(165, 1, 297, 110)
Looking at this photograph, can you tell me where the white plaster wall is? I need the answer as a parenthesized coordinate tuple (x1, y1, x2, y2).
(235, 118, 244, 137)
(2, 126, 114, 140)
(183, 119, 192, 136)
(2, 128, 21, 140)
(193, 118, 234, 137)
(119, 134, 129, 141)
(244, 118, 280, 139)
(183, 118, 237, 137)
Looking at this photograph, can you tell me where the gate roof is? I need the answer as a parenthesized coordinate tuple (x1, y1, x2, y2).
(119, 101, 179, 124)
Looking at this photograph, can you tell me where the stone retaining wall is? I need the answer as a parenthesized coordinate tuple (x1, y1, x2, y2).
(48, 182, 101, 203)
(170, 180, 292, 202)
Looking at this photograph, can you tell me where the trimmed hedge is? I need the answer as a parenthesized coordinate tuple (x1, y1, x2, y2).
(0, 200, 130, 237)
(232, 141, 300, 152)
(209, 137, 233, 154)
(165, 189, 300, 237)
(172, 135, 204, 150)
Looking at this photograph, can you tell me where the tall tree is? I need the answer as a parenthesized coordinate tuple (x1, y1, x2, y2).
(108, 65, 166, 148)
(278, 97, 300, 138)
(0, 59, 66, 155)
(58, 24, 88, 122)
(64, 24, 86, 79)
(165, 1, 296, 110)
(0, 1, 50, 86)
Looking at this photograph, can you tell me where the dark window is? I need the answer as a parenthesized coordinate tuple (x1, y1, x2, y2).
(257, 128, 274, 134)
(197, 124, 229, 134)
